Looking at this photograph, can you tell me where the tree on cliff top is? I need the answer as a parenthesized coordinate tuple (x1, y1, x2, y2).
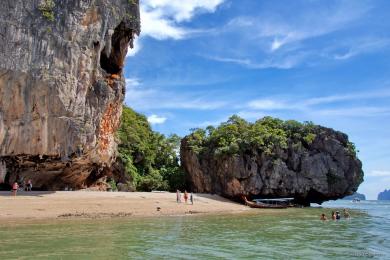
(186, 115, 358, 157)
(116, 106, 184, 191)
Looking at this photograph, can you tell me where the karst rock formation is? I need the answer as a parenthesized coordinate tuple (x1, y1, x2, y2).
(181, 126, 364, 205)
(0, 0, 140, 190)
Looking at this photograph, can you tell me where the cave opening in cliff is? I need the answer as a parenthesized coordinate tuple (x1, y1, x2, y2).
(100, 21, 134, 75)
(0, 175, 11, 190)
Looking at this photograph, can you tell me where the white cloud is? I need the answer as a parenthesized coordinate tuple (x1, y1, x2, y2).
(248, 99, 288, 110)
(227, 1, 370, 52)
(207, 55, 303, 69)
(303, 89, 390, 106)
(125, 0, 224, 56)
(140, 0, 224, 40)
(124, 78, 226, 110)
(143, 0, 225, 22)
(125, 78, 156, 100)
(141, 6, 187, 40)
(271, 38, 284, 51)
(125, 77, 141, 86)
(127, 36, 142, 57)
(147, 114, 167, 125)
(368, 170, 390, 177)
(237, 111, 267, 120)
(210, 1, 373, 69)
(331, 38, 390, 60)
(197, 118, 226, 128)
(246, 89, 390, 111)
(315, 107, 390, 117)
(240, 88, 390, 119)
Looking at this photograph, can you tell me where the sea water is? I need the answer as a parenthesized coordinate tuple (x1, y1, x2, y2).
(0, 200, 389, 259)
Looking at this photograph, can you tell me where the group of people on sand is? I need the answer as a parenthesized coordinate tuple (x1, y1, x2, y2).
(176, 190, 194, 205)
(11, 179, 33, 196)
(320, 209, 350, 221)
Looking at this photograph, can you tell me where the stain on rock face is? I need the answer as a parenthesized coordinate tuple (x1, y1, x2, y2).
(0, 0, 140, 190)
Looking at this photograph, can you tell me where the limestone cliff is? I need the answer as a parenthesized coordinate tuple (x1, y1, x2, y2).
(181, 122, 364, 205)
(0, 0, 140, 190)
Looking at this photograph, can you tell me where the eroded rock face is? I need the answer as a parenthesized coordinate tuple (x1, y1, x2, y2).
(0, 0, 140, 190)
(181, 127, 364, 205)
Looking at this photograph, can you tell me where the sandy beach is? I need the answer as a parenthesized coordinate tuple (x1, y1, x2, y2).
(0, 191, 250, 222)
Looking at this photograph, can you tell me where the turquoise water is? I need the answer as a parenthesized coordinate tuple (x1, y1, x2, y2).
(0, 200, 389, 259)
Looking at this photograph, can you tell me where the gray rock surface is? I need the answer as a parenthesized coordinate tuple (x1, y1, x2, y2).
(181, 127, 364, 205)
(0, 0, 140, 190)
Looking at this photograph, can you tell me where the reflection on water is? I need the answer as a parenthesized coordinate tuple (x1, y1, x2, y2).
(0, 200, 389, 259)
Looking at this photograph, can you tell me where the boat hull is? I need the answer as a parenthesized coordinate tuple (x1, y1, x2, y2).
(242, 196, 288, 209)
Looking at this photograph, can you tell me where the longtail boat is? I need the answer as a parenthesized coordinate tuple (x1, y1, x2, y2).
(242, 196, 289, 209)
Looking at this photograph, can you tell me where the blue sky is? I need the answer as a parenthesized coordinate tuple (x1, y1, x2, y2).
(124, 0, 390, 199)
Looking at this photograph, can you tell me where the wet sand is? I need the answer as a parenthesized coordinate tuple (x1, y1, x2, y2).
(0, 191, 250, 222)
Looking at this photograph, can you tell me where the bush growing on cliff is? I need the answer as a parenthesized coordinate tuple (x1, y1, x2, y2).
(116, 106, 184, 191)
(38, 0, 55, 22)
(186, 115, 328, 156)
(186, 116, 359, 159)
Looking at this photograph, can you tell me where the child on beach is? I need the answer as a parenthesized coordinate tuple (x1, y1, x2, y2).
(190, 193, 193, 205)
(184, 190, 188, 203)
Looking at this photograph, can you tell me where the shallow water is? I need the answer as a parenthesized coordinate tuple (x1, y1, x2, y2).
(0, 200, 389, 259)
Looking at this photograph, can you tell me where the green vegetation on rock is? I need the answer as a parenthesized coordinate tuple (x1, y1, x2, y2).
(187, 115, 359, 158)
(38, 0, 55, 22)
(116, 106, 184, 191)
(187, 116, 322, 156)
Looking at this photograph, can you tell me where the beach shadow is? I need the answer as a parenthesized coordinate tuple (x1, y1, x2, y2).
(0, 191, 56, 197)
(194, 193, 242, 204)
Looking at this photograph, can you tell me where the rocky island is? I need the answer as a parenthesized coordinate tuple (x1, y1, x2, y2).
(378, 189, 390, 200)
(181, 116, 364, 205)
(342, 192, 366, 200)
(0, 0, 140, 190)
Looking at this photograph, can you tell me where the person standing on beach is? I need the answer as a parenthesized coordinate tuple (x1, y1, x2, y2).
(27, 179, 32, 191)
(184, 190, 188, 203)
(190, 193, 193, 205)
(176, 190, 181, 203)
(12, 182, 19, 197)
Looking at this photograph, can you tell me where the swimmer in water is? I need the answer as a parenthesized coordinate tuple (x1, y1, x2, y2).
(331, 211, 336, 220)
(343, 209, 350, 218)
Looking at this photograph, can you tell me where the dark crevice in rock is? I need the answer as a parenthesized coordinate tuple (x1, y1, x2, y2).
(100, 21, 134, 75)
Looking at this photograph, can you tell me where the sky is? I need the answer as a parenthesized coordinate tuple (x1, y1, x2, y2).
(124, 0, 390, 199)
